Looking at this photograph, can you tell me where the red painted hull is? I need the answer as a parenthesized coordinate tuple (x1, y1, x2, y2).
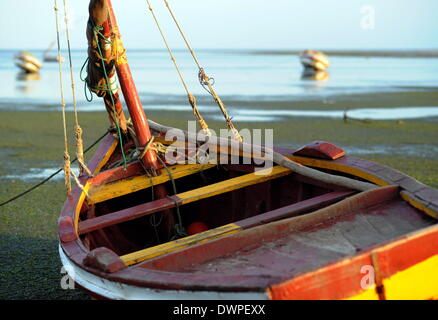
(58, 130, 438, 300)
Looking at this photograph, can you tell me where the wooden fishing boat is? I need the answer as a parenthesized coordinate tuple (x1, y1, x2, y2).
(300, 50, 330, 72)
(44, 41, 65, 62)
(58, 0, 438, 300)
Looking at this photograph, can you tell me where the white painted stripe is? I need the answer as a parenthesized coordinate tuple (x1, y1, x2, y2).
(59, 245, 268, 300)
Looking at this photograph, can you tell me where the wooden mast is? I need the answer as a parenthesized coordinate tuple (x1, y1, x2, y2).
(105, 0, 159, 170)
(104, 0, 176, 239)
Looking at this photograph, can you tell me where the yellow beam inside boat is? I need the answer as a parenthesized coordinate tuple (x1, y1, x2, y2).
(88, 163, 216, 204)
(178, 166, 292, 205)
(121, 223, 241, 266)
(119, 166, 292, 265)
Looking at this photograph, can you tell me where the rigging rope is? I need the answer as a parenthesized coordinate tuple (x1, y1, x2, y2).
(162, 0, 243, 142)
(62, 0, 92, 177)
(0, 131, 108, 208)
(144, 0, 211, 137)
(89, 20, 128, 169)
(54, 0, 72, 194)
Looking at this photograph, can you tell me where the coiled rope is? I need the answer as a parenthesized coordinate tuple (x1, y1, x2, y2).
(89, 20, 128, 169)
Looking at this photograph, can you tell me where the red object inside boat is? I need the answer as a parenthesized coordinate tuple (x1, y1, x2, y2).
(187, 222, 209, 235)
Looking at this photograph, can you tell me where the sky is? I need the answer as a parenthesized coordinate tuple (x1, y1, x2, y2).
(1, 0, 438, 50)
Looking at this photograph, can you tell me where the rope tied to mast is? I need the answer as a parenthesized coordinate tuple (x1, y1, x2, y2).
(161, 0, 243, 142)
(82, 14, 128, 169)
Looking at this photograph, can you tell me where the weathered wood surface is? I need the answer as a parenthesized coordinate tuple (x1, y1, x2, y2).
(87, 163, 216, 204)
(79, 166, 291, 234)
(59, 127, 438, 298)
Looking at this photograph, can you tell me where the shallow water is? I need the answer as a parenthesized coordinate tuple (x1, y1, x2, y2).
(1, 49, 438, 181)
(2, 49, 438, 110)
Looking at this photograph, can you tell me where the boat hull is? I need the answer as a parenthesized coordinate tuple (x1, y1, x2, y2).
(58, 131, 438, 300)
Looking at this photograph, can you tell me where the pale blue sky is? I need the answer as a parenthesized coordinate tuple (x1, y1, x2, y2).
(1, 0, 437, 50)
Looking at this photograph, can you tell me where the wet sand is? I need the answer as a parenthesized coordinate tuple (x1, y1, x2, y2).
(1, 87, 438, 299)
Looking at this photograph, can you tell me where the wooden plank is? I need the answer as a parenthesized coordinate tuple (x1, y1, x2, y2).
(236, 189, 356, 229)
(289, 155, 389, 187)
(135, 187, 392, 271)
(177, 166, 292, 205)
(88, 134, 119, 176)
(79, 166, 291, 235)
(400, 191, 438, 220)
(90, 161, 143, 186)
(136, 190, 356, 270)
(87, 163, 216, 204)
(120, 224, 242, 266)
(78, 197, 176, 235)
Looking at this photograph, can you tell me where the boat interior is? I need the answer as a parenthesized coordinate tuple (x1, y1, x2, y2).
(75, 135, 437, 272)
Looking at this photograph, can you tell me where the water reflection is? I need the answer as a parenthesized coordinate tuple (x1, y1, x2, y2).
(16, 71, 41, 94)
(17, 71, 41, 81)
(301, 69, 330, 82)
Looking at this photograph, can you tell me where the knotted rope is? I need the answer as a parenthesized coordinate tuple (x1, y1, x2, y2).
(62, 0, 92, 177)
(144, 0, 211, 137)
(54, 0, 71, 194)
(54, 0, 88, 195)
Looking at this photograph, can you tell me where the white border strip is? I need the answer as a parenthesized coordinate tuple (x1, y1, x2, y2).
(59, 245, 268, 300)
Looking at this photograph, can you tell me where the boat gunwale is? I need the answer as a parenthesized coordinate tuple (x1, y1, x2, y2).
(59, 132, 438, 295)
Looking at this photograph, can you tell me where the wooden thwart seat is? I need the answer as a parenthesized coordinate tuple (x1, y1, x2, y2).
(87, 163, 216, 204)
(78, 166, 292, 235)
(120, 189, 356, 266)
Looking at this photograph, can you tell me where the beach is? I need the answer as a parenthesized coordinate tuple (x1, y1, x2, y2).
(1, 49, 438, 299)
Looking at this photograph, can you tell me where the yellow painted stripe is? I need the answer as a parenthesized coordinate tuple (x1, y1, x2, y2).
(121, 223, 242, 266)
(74, 138, 117, 231)
(288, 156, 389, 187)
(382, 254, 438, 300)
(120, 167, 290, 265)
(92, 137, 119, 176)
(74, 182, 91, 231)
(288, 156, 438, 220)
(178, 166, 292, 205)
(400, 191, 438, 220)
(88, 164, 216, 204)
(344, 285, 379, 300)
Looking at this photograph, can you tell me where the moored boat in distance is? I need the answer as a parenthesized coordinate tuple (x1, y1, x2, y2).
(44, 40, 65, 62)
(300, 49, 330, 72)
(14, 51, 42, 74)
(57, 0, 438, 300)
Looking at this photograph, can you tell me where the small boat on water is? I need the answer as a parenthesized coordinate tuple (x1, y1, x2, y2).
(58, 0, 438, 300)
(300, 50, 330, 72)
(44, 40, 65, 62)
(14, 51, 42, 74)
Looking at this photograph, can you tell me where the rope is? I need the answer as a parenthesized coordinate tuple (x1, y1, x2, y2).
(62, 0, 92, 177)
(91, 21, 128, 169)
(162, 0, 242, 142)
(70, 170, 90, 199)
(144, 0, 211, 137)
(54, 0, 71, 194)
(126, 126, 186, 239)
(0, 130, 108, 208)
(157, 156, 186, 239)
